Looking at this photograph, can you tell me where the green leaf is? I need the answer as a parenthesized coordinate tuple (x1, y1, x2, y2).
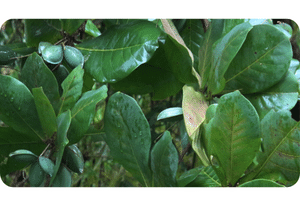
(206, 90, 260, 186)
(39, 156, 54, 177)
(21, 53, 60, 112)
(61, 19, 85, 35)
(0, 74, 44, 140)
(77, 20, 162, 83)
(180, 19, 205, 70)
(29, 161, 46, 187)
(198, 19, 225, 88)
(58, 65, 84, 114)
(5, 43, 36, 55)
(150, 131, 178, 187)
(178, 166, 221, 187)
(32, 87, 57, 139)
(52, 165, 72, 187)
(245, 71, 299, 120)
(0, 45, 16, 65)
(208, 22, 253, 95)
(62, 145, 84, 174)
(67, 85, 108, 144)
(52, 64, 69, 95)
(85, 20, 101, 37)
(239, 179, 284, 187)
(50, 110, 71, 186)
(223, 24, 292, 94)
(24, 19, 63, 47)
(157, 107, 183, 121)
(242, 110, 300, 186)
(104, 92, 152, 186)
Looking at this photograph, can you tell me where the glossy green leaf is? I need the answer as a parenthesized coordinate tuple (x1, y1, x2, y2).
(85, 20, 101, 37)
(77, 20, 162, 83)
(52, 165, 72, 187)
(5, 43, 36, 55)
(50, 110, 71, 186)
(223, 19, 272, 35)
(111, 62, 184, 100)
(224, 24, 292, 94)
(0, 45, 16, 65)
(61, 19, 85, 35)
(0, 74, 44, 140)
(29, 161, 46, 187)
(242, 110, 300, 186)
(180, 19, 205, 70)
(275, 23, 293, 39)
(58, 65, 84, 114)
(157, 107, 183, 121)
(21, 53, 60, 112)
(39, 156, 54, 177)
(206, 90, 260, 186)
(179, 166, 221, 187)
(239, 179, 284, 187)
(67, 85, 108, 144)
(208, 22, 253, 95)
(24, 19, 63, 47)
(62, 144, 84, 174)
(104, 92, 152, 186)
(245, 71, 299, 120)
(179, 120, 189, 150)
(151, 131, 178, 187)
(198, 19, 225, 89)
(32, 87, 57, 139)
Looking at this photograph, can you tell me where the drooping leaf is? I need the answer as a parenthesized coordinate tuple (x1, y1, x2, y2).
(198, 19, 225, 89)
(151, 131, 178, 187)
(50, 110, 71, 186)
(178, 166, 221, 187)
(39, 156, 54, 177)
(207, 22, 253, 95)
(223, 24, 292, 94)
(67, 85, 108, 145)
(245, 71, 299, 120)
(52, 165, 72, 187)
(104, 92, 152, 186)
(77, 20, 162, 83)
(58, 65, 84, 114)
(241, 110, 300, 186)
(21, 52, 60, 112)
(85, 20, 101, 37)
(24, 19, 63, 47)
(239, 179, 284, 187)
(180, 19, 205, 70)
(32, 87, 57, 139)
(206, 90, 261, 186)
(0, 74, 44, 140)
(157, 107, 183, 121)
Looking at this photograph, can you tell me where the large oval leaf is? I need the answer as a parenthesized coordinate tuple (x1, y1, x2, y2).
(239, 179, 284, 187)
(223, 24, 292, 94)
(246, 71, 299, 120)
(150, 131, 178, 187)
(206, 90, 260, 186)
(77, 20, 162, 83)
(0, 75, 44, 140)
(104, 92, 152, 186)
(242, 110, 300, 186)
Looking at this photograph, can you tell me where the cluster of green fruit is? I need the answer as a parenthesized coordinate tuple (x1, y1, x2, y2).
(38, 42, 84, 68)
(9, 145, 84, 187)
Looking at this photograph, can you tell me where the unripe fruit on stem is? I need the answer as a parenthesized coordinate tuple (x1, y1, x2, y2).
(38, 42, 52, 54)
(42, 45, 63, 64)
(62, 144, 84, 174)
(9, 149, 38, 165)
(63, 46, 84, 68)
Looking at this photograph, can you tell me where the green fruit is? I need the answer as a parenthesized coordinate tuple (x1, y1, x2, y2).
(52, 165, 72, 187)
(39, 156, 55, 177)
(38, 41, 52, 54)
(0, 45, 16, 65)
(63, 46, 84, 68)
(29, 161, 46, 187)
(42, 45, 63, 64)
(62, 144, 84, 174)
(9, 149, 38, 165)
